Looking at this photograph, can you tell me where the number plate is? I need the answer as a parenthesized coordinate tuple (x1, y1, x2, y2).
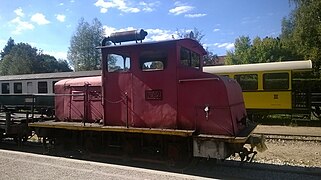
(145, 89, 162, 100)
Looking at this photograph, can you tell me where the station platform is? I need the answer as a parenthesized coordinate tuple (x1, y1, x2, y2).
(254, 125, 321, 137)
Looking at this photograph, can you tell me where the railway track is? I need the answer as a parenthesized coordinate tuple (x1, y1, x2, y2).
(1, 124, 321, 179)
(253, 133, 321, 142)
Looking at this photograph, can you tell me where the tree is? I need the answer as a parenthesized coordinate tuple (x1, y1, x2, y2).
(0, 43, 38, 75)
(38, 54, 72, 73)
(225, 35, 303, 65)
(281, 0, 321, 73)
(177, 27, 205, 44)
(0, 42, 72, 75)
(0, 37, 15, 60)
(67, 18, 105, 71)
(225, 36, 253, 64)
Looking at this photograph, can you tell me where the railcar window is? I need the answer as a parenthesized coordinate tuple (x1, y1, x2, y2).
(263, 73, 289, 90)
(234, 74, 258, 90)
(139, 50, 167, 71)
(180, 47, 200, 69)
(14, 82, 22, 94)
(1, 83, 10, 94)
(38, 81, 48, 93)
(107, 54, 130, 72)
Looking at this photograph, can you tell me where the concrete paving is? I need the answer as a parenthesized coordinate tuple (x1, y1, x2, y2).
(0, 149, 213, 180)
(254, 125, 321, 137)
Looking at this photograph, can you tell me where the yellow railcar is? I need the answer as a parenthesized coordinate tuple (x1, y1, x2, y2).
(203, 60, 314, 120)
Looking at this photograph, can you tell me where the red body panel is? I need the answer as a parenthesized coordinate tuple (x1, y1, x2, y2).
(100, 39, 246, 136)
(54, 38, 247, 136)
(55, 76, 103, 123)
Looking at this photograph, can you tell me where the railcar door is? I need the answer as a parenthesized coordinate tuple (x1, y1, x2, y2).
(103, 52, 133, 127)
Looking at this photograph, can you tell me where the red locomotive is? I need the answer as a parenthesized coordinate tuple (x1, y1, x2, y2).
(30, 30, 259, 163)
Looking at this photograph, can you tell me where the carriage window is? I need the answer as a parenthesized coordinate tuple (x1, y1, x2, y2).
(2, 83, 10, 94)
(107, 54, 130, 72)
(38, 81, 48, 93)
(180, 47, 200, 69)
(14, 82, 22, 94)
(263, 73, 289, 90)
(140, 50, 167, 71)
(234, 74, 258, 90)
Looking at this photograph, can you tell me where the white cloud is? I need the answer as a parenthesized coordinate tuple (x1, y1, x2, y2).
(139, 1, 160, 12)
(31, 13, 50, 25)
(145, 28, 176, 41)
(205, 42, 235, 51)
(14, 7, 24, 17)
(102, 26, 177, 42)
(169, 5, 194, 15)
(184, 13, 206, 18)
(217, 43, 234, 50)
(213, 28, 220, 32)
(44, 50, 67, 60)
(103, 26, 136, 36)
(94, 0, 144, 14)
(59, 3, 64, 6)
(226, 43, 235, 50)
(10, 17, 34, 34)
(56, 14, 66, 22)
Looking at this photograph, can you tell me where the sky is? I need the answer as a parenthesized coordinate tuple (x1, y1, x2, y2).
(0, 0, 294, 60)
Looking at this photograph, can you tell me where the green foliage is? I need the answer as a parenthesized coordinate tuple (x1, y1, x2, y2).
(225, 36, 302, 65)
(284, 0, 321, 73)
(37, 54, 72, 73)
(1, 43, 38, 75)
(227, 0, 321, 76)
(67, 17, 105, 71)
(0, 37, 15, 60)
(0, 42, 72, 75)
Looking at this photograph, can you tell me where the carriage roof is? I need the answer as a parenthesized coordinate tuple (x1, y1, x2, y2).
(203, 60, 312, 74)
(0, 70, 101, 81)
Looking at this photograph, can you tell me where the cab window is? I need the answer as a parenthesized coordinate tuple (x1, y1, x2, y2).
(180, 47, 200, 69)
(107, 54, 131, 72)
(234, 74, 258, 90)
(263, 73, 289, 90)
(139, 50, 167, 71)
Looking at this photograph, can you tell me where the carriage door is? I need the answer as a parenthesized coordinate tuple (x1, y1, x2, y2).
(27, 82, 33, 93)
